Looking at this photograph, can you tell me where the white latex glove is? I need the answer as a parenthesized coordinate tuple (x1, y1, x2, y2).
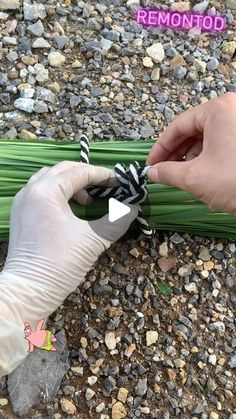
(0, 161, 138, 377)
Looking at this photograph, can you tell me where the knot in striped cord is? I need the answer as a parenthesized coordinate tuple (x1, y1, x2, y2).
(80, 134, 153, 237)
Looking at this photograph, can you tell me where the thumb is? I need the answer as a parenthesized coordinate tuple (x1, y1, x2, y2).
(89, 204, 139, 244)
(147, 161, 191, 190)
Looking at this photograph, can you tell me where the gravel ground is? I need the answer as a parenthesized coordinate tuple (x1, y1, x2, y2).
(0, 0, 236, 418)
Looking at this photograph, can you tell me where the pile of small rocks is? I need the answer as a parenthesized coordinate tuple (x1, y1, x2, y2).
(1, 233, 236, 418)
(0, 0, 236, 142)
(0, 0, 236, 418)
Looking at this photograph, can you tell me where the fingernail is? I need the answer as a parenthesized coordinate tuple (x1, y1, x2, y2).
(86, 195, 93, 205)
(147, 166, 160, 183)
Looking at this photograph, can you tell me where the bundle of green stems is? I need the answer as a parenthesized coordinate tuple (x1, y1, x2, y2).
(0, 139, 235, 241)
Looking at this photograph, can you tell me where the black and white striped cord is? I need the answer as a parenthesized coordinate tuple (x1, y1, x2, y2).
(80, 134, 154, 237)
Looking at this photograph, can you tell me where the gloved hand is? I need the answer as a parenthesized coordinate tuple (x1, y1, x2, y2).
(147, 92, 236, 214)
(0, 161, 138, 377)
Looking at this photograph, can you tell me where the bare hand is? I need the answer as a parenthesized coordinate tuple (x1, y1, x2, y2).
(147, 93, 236, 214)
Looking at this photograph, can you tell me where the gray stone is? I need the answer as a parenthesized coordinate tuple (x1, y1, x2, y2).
(107, 316, 120, 330)
(55, 35, 69, 50)
(161, 63, 170, 75)
(19, 37, 31, 53)
(4, 126, 17, 138)
(199, 248, 211, 261)
(91, 86, 104, 97)
(207, 58, 219, 71)
(0, 93, 10, 105)
(4, 111, 25, 125)
(226, 0, 236, 8)
(23, 2, 46, 21)
(173, 66, 187, 80)
(4, 111, 26, 123)
(126, 284, 134, 296)
(211, 250, 224, 260)
(166, 47, 177, 58)
(167, 381, 176, 390)
(207, 377, 217, 392)
(27, 20, 44, 37)
(83, 4, 92, 18)
(135, 378, 147, 396)
(127, 0, 140, 6)
(226, 276, 234, 288)
(0, 0, 19, 10)
(164, 106, 175, 122)
(8, 331, 70, 416)
(14, 98, 35, 113)
(3, 36, 17, 45)
(85, 388, 95, 401)
(0, 377, 7, 395)
(95, 3, 107, 13)
(6, 51, 18, 62)
(184, 282, 197, 293)
(120, 72, 135, 83)
(178, 265, 192, 277)
(140, 122, 155, 138)
(0, 11, 9, 18)
(63, 385, 75, 396)
(35, 69, 49, 83)
(100, 38, 112, 54)
(6, 84, 17, 94)
(122, 32, 135, 43)
(193, 404, 204, 414)
(70, 95, 81, 108)
(193, 1, 209, 13)
(226, 84, 236, 93)
(229, 354, 236, 368)
(105, 30, 120, 42)
(129, 130, 141, 140)
(170, 233, 184, 244)
(83, 97, 98, 108)
(87, 17, 103, 31)
(178, 315, 192, 327)
(103, 376, 116, 395)
(93, 284, 112, 295)
(56, 5, 70, 16)
(33, 101, 48, 113)
(187, 70, 198, 82)
(0, 73, 8, 87)
(20, 88, 35, 98)
(208, 322, 225, 333)
(35, 87, 56, 103)
(156, 93, 168, 104)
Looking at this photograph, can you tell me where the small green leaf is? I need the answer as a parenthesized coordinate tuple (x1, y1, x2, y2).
(155, 282, 173, 296)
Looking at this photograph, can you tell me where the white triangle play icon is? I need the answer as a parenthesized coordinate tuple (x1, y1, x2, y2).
(108, 198, 131, 222)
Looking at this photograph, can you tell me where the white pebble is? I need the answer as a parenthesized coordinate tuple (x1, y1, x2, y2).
(105, 331, 116, 350)
(87, 376, 97, 386)
(209, 354, 217, 365)
(146, 331, 158, 346)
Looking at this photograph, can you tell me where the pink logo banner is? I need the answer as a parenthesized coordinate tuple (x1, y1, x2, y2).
(136, 8, 227, 33)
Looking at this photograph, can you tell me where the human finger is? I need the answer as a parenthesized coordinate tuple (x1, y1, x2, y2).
(55, 164, 117, 202)
(27, 167, 50, 185)
(185, 139, 203, 161)
(147, 103, 208, 165)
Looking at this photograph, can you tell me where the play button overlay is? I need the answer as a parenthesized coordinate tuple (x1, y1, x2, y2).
(108, 198, 131, 222)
